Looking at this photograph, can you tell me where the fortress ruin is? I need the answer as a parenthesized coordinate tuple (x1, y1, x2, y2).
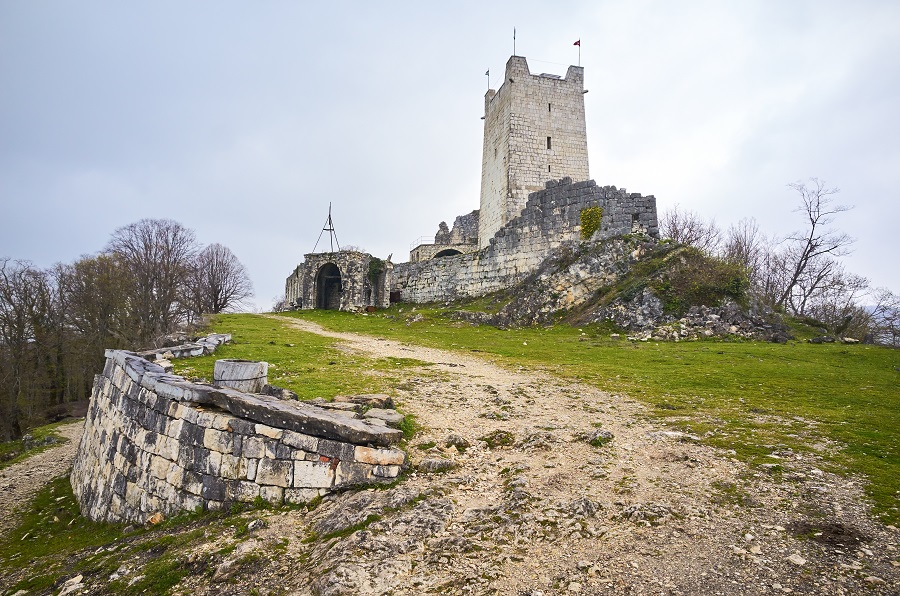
(286, 55, 658, 310)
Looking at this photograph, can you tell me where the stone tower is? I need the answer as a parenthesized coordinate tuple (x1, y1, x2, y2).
(478, 56, 590, 248)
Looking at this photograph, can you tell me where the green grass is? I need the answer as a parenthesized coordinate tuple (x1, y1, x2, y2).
(0, 475, 124, 593)
(171, 313, 417, 400)
(0, 420, 73, 471)
(272, 307, 899, 524)
(0, 470, 287, 594)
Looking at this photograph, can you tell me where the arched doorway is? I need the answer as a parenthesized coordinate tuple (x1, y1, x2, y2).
(433, 248, 462, 258)
(316, 263, 343, 309)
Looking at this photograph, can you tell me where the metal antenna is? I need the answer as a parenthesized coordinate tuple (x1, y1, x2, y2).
(311, 203, 341, 253)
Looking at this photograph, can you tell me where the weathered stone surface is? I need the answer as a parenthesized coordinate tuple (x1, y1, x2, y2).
(363, 408, 405, 428)
(255, 459, 293, 487)
(354, 446, 406, 466)
(206, 390, 402, 447)
(293, 461, 334, 489)
(333, 394, 395, 410)
(72, 350, 409, 524)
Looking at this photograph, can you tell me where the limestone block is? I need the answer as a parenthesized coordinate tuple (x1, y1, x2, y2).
(165, 419, 184, 440)
(178, 492, 204, 513)
(373, 465, 401, 478)
(149, 455, 174, 481)
(255, 423, 284, 440)
(164, 462, 185, 488)
(201, 474, 226, 501)
(282, 430, 318, 452)
(156, 435, 179, 462)
(226, 480, 261, 502)
(125, 481, 142, 508)
(334, 461, 374, 486)
(318, 439, 356, 461)
(293, 460, 334, 489)
(219, 454, 248, 480)
(354, 446, 406, 466)
(241, 436, 265, 459)
(225, 417, 256, 435)
(285, 488, 320, 505)
(256, 458, 293, 487)
(259, 485, 284, 505)
(203, 428, 233, 454)
(179, 422, 205, 447)
(246, 458, 258, 482)
(363, 408, 404, 428)
(181, 470, 203, 496)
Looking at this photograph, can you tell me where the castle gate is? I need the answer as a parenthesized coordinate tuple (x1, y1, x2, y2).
(316, 263, 343, 309)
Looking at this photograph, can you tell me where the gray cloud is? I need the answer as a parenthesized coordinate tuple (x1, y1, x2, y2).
(2, 1, 898, 309)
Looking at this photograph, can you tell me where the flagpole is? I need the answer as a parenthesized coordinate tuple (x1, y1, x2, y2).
(513, 27, 516, 56)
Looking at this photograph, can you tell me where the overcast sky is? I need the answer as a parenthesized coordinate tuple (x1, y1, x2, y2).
(2, 1, 898, 310)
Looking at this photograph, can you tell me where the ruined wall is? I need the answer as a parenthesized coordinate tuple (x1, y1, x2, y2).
(479, 56, 590, 248)
(393, 178, 657, 303)
(71, 350, 405, 524)
(285, 251, 391, 311)
(449, 210, 480, 245)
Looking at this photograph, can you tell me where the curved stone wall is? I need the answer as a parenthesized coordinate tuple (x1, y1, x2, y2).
(71, 350, 405, 524)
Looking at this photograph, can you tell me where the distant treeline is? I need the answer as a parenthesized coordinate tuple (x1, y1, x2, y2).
(660, 179, 899, 345)
(0, 218, 253, 441)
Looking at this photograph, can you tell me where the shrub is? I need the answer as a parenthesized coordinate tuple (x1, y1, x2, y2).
(580, 207, 604, 240)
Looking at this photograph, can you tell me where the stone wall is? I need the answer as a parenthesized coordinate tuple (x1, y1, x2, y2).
(285, 251, 391, 311)
(392, 178, 658, 303)
(479, 56, 590, 248)
(449, 210, 480, 245)
(71, 350, 405, 524)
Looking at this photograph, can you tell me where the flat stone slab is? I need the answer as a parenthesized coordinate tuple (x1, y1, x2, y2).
(363, 408, 405, 428)
(204, 390, 402, 447)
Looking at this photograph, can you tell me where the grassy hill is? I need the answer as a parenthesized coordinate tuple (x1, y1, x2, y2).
(186, 309, 899, 525)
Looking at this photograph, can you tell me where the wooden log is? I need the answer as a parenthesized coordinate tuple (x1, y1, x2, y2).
(213, 359, 268, 393)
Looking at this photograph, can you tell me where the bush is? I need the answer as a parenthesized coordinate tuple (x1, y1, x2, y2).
(580, 207, 604, 240)
(653, 248, 749, 315)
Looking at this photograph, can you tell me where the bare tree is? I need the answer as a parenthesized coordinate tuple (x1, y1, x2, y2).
(802, 266, 870, 336)
(184, 243, 253, 319)
(106, 219, 197, 345)
(660, 204, 721, 254)
(271, 295, 289, 313)
(0, 260, 56, 440)
(775, 179, 854, 311)
(867, 288, 900, 346)
(722, 218, 766, 282)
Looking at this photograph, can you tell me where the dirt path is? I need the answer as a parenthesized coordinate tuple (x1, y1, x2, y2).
(265, 315, 899, 594)
(0, 421, 84, 537)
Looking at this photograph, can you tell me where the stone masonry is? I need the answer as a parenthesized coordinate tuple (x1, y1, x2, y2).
(392, 178, 658, 303)
(479, 56, 590, 248)
(285, 250, 391, 311)
(71, 349, 405, 524)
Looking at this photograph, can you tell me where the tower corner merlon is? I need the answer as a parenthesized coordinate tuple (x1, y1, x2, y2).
(505, 55, 531, 80)
(565, 65, 585, 87)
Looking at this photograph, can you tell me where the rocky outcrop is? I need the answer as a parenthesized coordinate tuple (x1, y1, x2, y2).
(71, 350, 406, 524)
(451, 238, 791, 341)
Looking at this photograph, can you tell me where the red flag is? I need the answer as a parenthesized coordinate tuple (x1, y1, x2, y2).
(573, 40, 581, 46)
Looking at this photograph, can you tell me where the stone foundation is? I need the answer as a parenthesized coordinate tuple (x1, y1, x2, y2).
(71, 350, 405, 524)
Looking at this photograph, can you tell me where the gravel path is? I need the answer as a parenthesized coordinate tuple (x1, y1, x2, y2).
(0, 420, 84, 537)
(261, 316, 899, 594)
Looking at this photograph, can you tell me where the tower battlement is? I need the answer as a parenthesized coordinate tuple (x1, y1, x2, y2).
(479, 56, 590, 248)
